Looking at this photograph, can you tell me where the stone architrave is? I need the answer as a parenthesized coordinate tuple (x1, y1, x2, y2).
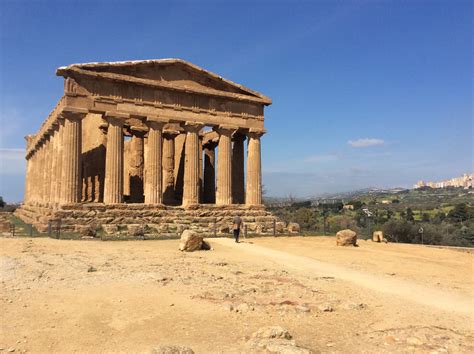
(162, 129, 179, 204)
(103, 113, 126, 204)
(182, 122, 203, 207)
(60, 110, 85, 204)
(246, 129, 264, 206)
(215, 126, 235, 206)
(144, 119, 166, 204)
(232, 133, 245, 204)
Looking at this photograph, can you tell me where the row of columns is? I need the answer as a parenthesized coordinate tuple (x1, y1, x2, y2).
(25, 111, 263, 207)
(24, 111, 84, 205)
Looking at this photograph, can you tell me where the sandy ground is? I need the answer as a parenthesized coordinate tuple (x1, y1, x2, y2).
(0, 235, 473, 353)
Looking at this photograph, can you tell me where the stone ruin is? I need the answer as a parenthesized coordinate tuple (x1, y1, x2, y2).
(15, 59, 292, 236)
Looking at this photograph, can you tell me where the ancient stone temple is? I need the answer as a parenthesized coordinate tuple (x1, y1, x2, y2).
(16, 59, 290, 236)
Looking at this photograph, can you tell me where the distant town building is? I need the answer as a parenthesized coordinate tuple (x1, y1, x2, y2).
(415, 173, 473, 189)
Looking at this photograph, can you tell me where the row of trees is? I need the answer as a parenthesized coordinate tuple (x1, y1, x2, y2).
(269, 202, 473, 247)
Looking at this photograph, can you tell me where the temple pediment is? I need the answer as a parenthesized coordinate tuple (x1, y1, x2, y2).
(56, 59, 271, 105)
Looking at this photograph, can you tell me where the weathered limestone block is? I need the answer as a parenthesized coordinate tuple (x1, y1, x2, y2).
(128, 224, 145, 236)
(336, 229, 358, 246)
(103, 224, 119, 235)
(287, 222, 300, 234)
(179, 230, 203, 251)
(372, 230, 384, 242)
(276, 221, 286, 233)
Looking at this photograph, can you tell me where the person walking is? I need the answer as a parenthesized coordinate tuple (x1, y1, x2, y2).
(233, 215, 242, 243)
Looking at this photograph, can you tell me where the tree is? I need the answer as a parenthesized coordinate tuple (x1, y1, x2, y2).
(406, 208, 415, 222)
(447, 203, 469, 222)
(383, 220, 418, 243)
(421, 213, 430, 222)
(0, 196, 5, 208)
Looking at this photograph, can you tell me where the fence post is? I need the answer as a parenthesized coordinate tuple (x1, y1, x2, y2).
(213, 218, 217, 238)
(273, 219, 276, 236)
(10, 223, 15, 237)
(29, 224, 33, 237)
(244, 224, 248, 238)
(48, 221, 52, 236)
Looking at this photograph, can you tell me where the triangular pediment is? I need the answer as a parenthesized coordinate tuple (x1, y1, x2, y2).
(56, 59, 271, 105)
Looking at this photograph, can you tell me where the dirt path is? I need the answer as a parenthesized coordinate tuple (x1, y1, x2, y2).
(211, 238, 474, 316)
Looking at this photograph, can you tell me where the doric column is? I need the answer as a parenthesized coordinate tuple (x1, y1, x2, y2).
(162, 129, 179, 204)
(246, 129, 264, 206)
(24, 155, 31, 204)
(60, 110, 85, 204)
(203, 142, 217, 203)
(232, 133, 246, 204)
(39, 141, 46, 203)
(144, 120, 165, 204)
(215, 126, 235, 206)
(54, 120, 65, 204)
(182, 122, 203, 207)
(104, 113, 125, 204)
(44, 133, 53, 204)
(129, 127, 146, 203)
(49, 125, 59, 204)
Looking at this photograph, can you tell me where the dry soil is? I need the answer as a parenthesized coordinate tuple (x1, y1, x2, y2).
(0, 236, 473, 353)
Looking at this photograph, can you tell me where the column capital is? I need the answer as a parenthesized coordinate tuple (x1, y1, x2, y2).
(247, 128, 266, 138)
(214, 124, 238, 135)
(60, 107, 88, 121)
(146, 120, 166, 131)
(104, 111, 129, 125)
(129, 125, 148, 137)
(183, 121, 204, 133)
(163, 129, 180, 139)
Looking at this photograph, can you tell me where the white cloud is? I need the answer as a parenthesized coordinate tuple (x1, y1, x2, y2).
(348, 138, 385, 148)
(0, 148, 26, 175)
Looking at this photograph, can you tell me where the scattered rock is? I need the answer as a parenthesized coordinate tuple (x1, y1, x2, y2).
(200, 240, 211, 250)
(406, 336, 424, 346)
(87, 266, 97, 273)
(150, 345, 195, 354)
(235, 303, 251, 313)
(287, 222, 300, 234)
(336, 229, 357, 246)
(252, 326, 292, 340)
(372, 230, 384, 242)
(223, 303, 234, 311)
(248, 326, 312, 353)
(179, 230, 203, 252)
(295, 305, 311, 313)
(318, 304, 333, 312)
(246, 338, 312, 354)
(344, 302, 367, 310)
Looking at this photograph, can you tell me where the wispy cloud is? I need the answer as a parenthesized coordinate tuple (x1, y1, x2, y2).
(348, 138, 385, 148)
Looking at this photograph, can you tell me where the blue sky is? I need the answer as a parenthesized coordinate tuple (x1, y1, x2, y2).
(0, 0, 472, 202)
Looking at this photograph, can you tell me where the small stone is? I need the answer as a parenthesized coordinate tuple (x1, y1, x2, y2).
(295, 305, 311, 313)
(252, 326, 292, 340)
(7, 348, 15, 353)
(406, 337, 424, 346)
(223, 303, 234, 311)
(151, 345, 195, 354)
(235, 303, 250, 313)
(384, 335, 397, 345)
(318, 304, 333, 312)
(326, 342, 335, 347)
